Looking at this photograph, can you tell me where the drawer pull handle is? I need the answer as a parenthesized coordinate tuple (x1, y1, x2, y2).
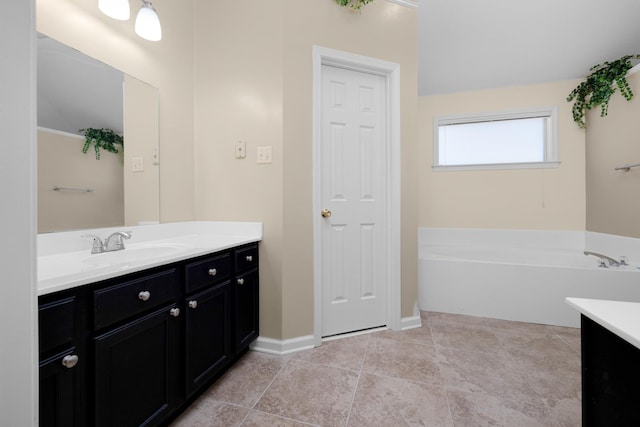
(237, 278, 245, 285)
(138, 291, 151, 301)
(170, 308, 180, 317)
(208, 268, 217, 276)
(62, 354, 79, 369)
(188, 300, 198, 309)
(246, 255, 253, 262)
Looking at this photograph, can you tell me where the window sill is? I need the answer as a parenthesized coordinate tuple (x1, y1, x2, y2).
(432, 161, 561, 172)
(386, 0, 419, 8)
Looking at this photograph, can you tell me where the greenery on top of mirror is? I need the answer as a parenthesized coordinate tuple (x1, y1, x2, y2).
(567, 54, 640, 129)
(80, 128, 124, 160)
(335, 0, 374, 11)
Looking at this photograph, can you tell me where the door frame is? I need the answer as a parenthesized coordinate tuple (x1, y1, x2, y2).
(312, 46, 401, 346)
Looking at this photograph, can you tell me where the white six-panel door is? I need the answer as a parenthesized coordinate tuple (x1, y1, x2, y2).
(319, 64, 388, 337)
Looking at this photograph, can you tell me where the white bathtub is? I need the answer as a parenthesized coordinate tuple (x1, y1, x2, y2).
(418, 228, 640, 327)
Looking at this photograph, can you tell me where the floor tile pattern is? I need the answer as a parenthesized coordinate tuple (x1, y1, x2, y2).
(171, 311, 581, 426)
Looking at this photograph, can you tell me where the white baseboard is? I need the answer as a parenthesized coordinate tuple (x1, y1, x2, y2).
(401, 315, 422, 330)
(250, 315, 422, 355)
(250, 335, 315, 356)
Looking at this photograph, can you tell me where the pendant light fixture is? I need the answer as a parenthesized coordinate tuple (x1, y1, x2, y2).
(98, 0, 130, 21)
(135, 0, 162, 42)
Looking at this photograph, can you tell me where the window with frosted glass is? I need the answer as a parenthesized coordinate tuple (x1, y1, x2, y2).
(433, 108, 558, 170)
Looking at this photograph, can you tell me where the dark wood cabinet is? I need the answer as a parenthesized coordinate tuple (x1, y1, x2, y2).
(234, 244, 259, 352)
(234, 269, 259, 351)
(38, 243, 259, 427)
(581, 315, 640, 426)
(94, 304, 180, 427)
(39, 347, 82, 427)
(184, 281, 232, 395)
(38, 295, 83, 427)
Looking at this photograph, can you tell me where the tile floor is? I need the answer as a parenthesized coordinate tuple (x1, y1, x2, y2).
(171, 311, 581, 426)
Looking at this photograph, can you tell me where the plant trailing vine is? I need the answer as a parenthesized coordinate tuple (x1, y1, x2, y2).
(80, 128, 124, 160)
(567, 54, 640, 128)
(335, 0, 374, 11)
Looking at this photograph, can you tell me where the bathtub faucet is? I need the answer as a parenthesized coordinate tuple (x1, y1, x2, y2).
(583, 251, 627, 268)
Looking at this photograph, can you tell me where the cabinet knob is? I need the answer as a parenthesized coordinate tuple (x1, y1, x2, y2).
(246, 255, 253, 262)
(188, 300, 198, 309)
(237, 278, 245, 285)
(208, 268, 217, 276)
(169, 308, 180, 317)
(61, 354, 79, 369)
(138, 291, 151, 301)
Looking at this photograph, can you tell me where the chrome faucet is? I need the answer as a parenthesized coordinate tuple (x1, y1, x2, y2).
(105, 231, 132, 252)
(82, 231, 132, 254)
(584, 251, 627, 268)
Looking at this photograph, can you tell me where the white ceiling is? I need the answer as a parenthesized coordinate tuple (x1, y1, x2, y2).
(418, 0, 640, 95)
(37, 35, 123, 136)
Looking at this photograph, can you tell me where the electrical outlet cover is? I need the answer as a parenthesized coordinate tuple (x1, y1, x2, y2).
(132, 156, 144, 172)
(257, 146, 272, 164)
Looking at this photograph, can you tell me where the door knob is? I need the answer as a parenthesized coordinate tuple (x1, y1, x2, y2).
(62, 354, 79, 369)
(321, 209, 332, 218)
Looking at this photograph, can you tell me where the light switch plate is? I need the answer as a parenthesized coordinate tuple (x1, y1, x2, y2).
(132, 156, 144, 172)
(257, 146, 272, 164)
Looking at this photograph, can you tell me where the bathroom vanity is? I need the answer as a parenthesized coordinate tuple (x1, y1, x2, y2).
(566, 297, 640, 426)
(37, 222, 261, 427)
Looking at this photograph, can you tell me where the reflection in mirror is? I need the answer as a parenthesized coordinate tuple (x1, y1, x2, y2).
(37, 34, 160, 233)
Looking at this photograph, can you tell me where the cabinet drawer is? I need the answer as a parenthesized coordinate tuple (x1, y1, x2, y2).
(235, 245, 258, 273)
(185, 252, 231, 293)
(93, 268, 178, 330)
(39, 296, 76, 355)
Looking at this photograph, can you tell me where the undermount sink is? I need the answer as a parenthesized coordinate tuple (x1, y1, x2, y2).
(82, 243, 188, 266)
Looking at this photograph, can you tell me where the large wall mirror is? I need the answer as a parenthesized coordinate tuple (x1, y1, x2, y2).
(37, 33, 160, 233)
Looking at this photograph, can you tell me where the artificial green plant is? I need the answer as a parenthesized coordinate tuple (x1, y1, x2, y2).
(335, 0, 374, 11)
(567, 54, 640, 128)
(79, 128, 124, 160)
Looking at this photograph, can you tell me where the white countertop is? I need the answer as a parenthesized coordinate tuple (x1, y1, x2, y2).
(38, 221, 262, 296)
(566, 297, 640, 350)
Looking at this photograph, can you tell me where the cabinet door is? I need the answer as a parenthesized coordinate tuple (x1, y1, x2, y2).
(94, 304, 180, 427)
(185, 281, 232, 396)
(234, 270, 259, 351)
(39, 348, 82, 427)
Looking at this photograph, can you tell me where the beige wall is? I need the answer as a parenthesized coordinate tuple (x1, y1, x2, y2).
(38, 0, 419, 342)
(124, 75, 160, 226)
(418, 80, 586, 231)
(193, 0, 285, 339)
(37, 0, 195, 224)
(194, 0, 419, 340)
(281, 1, 419, 336)
(586, 70, 640, 238)
(38, 129, 124, 232)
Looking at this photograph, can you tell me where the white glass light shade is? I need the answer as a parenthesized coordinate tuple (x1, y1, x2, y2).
(98, 0, 130, 20)
(135, 2, 162, 41)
